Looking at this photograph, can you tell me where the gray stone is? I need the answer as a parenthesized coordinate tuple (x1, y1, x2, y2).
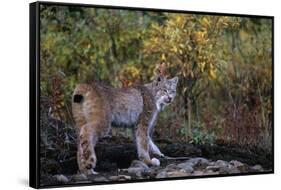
(229, 160, 247, 172)
(227, 167, 241, 174)
(205, 170, 220, 175)
(219, 166, 240, 174)
(74, 180, 92, 184)
(124, 160, 152, 177)
(72, 173, 88, 181)
(156, 171, 168, 178)
(177, 163, 194, 173)
(108, 176, 119, 181)
(126, 160, 151, 177)
(206, 165, 220, 172)
(127, 167, 144, 175)
(93, 176, 109, 182)
(189, 157, 210, 167)
(230, 160, 243, 168)
(117, 175, 132, 181)
(54, 174, 69, 183)
(167, 170, 189, 177)
(109, 175, 132, 181)
(165, 163, 178, 171)
(130, 160, 149, 170)
(215, 160, 229, 167)
(251, 165, 263, 172)
(193, 170, 204, 176)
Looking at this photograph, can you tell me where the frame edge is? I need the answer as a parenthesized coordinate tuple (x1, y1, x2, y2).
(29, 1, 40, 189)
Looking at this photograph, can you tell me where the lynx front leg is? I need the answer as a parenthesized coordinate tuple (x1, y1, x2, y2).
(77, 124, 99, 175)
(135, 125, 160, 166)
(149, 138, 164, 158)
(148, 119, 164, 158)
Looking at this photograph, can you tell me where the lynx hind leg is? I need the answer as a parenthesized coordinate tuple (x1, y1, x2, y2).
(135, 125, 160, 166)
(77, 124, 99, 175)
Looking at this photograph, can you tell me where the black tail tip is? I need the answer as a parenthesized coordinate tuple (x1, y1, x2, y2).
(73, 94, 83, 103)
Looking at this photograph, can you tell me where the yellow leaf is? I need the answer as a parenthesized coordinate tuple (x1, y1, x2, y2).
(176, 16, 185, 28)
(171, 46, 178, 53)
(209, 69, 217, 79)
(161, 53, 166, 61)
(201, 17, 210, 28)
(200, 62, 206, 72)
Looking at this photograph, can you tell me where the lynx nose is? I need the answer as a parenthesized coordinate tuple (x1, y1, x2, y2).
(166, 96, 172, 103)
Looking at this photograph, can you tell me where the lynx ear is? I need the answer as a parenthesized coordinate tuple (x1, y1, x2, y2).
(170, 76, 179, 85)
(155, 75, 166, 83)
(154, 75, 165, 86)
(156, 75, 164, 82)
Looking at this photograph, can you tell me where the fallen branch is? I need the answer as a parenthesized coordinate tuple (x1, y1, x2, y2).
(162, 156, 190, 160)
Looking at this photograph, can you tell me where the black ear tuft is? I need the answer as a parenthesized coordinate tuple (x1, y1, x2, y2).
(157, 77, 161, 82)
(156, 75, 163, 82)
(73, 94, 83, 103)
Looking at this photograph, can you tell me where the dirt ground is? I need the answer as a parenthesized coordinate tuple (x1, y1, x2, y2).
(40, 136, 273, 187)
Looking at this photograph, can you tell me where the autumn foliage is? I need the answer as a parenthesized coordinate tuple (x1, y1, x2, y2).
(40, 5, 272, 152)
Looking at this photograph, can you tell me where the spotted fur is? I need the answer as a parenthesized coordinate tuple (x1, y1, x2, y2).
(72, 76, 178, 174)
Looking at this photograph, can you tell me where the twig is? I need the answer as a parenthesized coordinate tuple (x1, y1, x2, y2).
(162, 156, 190, 160)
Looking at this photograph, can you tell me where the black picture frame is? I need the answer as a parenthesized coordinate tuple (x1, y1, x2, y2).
(30, 1, 274, 188)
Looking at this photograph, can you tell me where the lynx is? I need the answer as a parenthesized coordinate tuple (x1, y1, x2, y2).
(72, 76, 178, 174)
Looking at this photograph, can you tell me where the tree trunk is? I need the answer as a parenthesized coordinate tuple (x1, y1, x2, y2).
(187, 97, 193, 140)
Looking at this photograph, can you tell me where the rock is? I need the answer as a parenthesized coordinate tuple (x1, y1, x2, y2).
(206, 165, 220, 172)
(72, 173, 88, 181)
(188, 157, 209, 167)
(230, 160, 243, 166)
(227, 167, 241, 174)
(230, 160, 243, 168)
(109, 175, 131, 181)
(215, 160, 229, 167)
(208, 161, 216, 166)
(54, 174, 69, 183)
(219, 165, 240, 174)
(205, 160, 244, 174)
(167, 170, 189, 177)
(73, 180, 92, 184)
(206, 160, 245, 174)
(126, 160, 152, 177)
(108, 176, 119, 181)
(193, 170, 204, 176)
(205, 170, 220, 175)
(117, 175, 132, 181)
(156, 171, 168, 178)
(229, 160, 248, 172)
(130, 160, 149, 170)
(127, 167, 143, 177)
(177, 163, 194, 173)
(165, 163, 178, 171)
(93, 176, 109, 182)
(251, 165, 263, 172)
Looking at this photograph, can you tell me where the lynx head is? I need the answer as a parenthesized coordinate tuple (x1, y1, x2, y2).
(152, 76, 179, 111)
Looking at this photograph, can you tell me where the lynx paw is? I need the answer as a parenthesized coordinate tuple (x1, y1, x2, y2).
(83, 169, 99, 175)
(151, 158, 160, 166)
